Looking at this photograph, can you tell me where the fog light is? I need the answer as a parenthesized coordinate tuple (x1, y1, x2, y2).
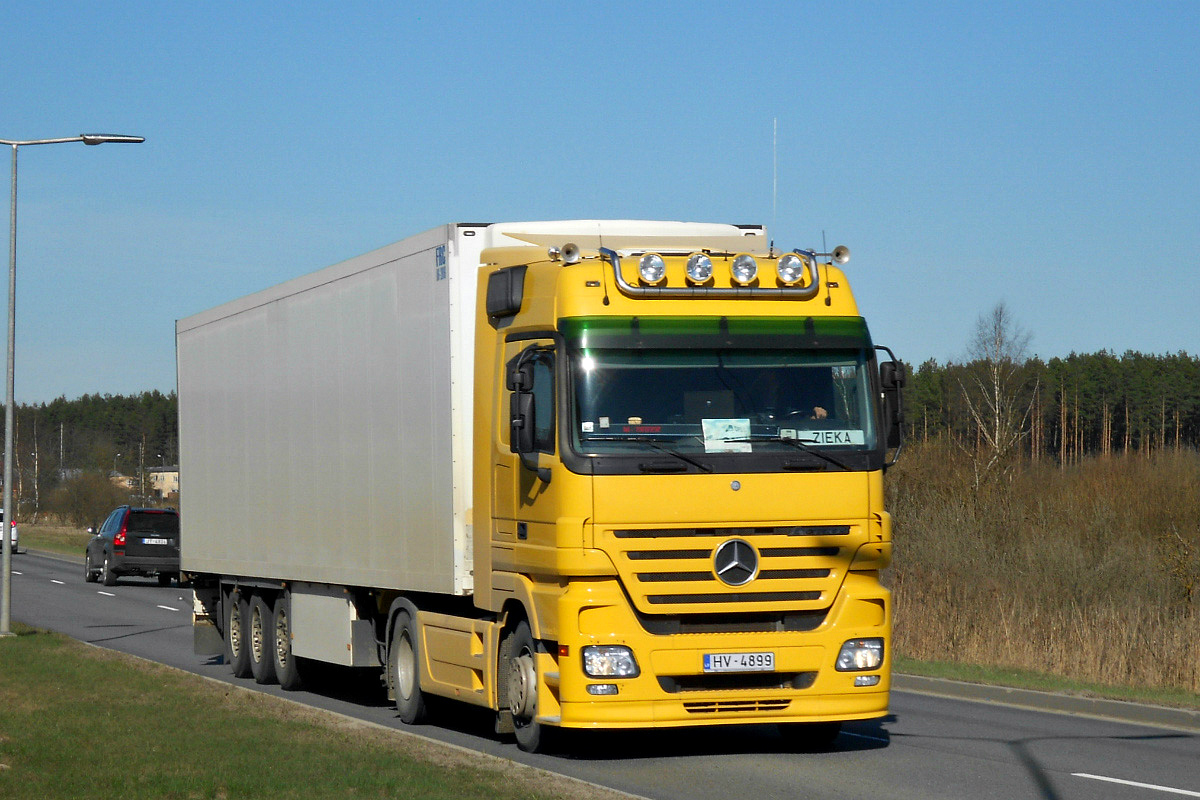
(855, 675, 881, 687)
(835, 638, 883, 671)
(638, 253, 666, 284)
(686, 253, 713, 283)
(731, 254, 758, 285)
(582, 645, 640, 678)
(587, 683, 619, 695)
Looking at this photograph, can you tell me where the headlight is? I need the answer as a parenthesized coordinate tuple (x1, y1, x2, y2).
(731, 254, 758, 285)
(776, 253, 806, 285)
(582, 645, 640, 678)
(685, 253, 713, 283)
(638, 253, 666, 284)
(835, 638, 883, 671)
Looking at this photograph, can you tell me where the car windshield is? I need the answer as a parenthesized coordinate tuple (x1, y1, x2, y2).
(562, 316, 879, 462)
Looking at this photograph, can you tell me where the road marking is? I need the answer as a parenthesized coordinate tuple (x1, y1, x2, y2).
(157, 605, 180, 612)
(50, 579, 64, 585)
(97, 591, 115, 597)
(1073, 773, 1200, 797)
(12, 570, 22, 575)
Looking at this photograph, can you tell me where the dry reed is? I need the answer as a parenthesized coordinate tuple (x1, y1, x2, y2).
(887, 442, 1200, 694)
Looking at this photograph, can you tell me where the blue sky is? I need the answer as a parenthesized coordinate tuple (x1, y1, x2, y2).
(3, 1, 1197, 402)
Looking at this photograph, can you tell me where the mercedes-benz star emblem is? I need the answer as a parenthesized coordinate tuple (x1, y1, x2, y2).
(713, 538, 758, 587)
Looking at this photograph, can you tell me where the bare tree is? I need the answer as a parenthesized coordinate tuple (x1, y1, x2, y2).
(959, 302, 1038, 485)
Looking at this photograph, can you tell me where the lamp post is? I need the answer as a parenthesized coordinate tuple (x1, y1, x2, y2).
(0, 133, 144, 637)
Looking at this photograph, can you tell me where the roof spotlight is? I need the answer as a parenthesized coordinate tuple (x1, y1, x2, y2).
(686, 253, 713, 284)
(638, 253, 666, 284)
(776, 253, 806, 285)
(731, 254, 758, 286)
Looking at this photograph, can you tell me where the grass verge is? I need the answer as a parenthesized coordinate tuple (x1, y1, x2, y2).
(0, 624, 617, 800)
(895, 654, 1200, 711)
(13, 523, 90, 558)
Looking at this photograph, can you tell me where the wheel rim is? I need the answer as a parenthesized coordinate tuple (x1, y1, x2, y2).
(395, 632, 416, 700)
(250, 605, 264, 662)
(509, 646, 538, 720)
(229, 603, 243, 658)
(274, 609, 289, 670)
(85, 554, 92, 576)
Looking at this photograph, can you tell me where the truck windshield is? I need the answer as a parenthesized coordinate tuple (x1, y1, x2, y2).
(561, 316, 881, 471)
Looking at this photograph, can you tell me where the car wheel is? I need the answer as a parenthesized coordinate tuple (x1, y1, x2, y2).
(389, 609, 428, 724)
(249, 595, 278, 685)
(507, 620, 557, 753)
(225, 592, 253, 679)
(272, 594, 304, 691)
(101, 554, 117, 586)
(157, 573, 174, 587)
(84, 552, 97, 583)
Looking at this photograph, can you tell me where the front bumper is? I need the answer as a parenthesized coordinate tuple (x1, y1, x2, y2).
(541, 571, 890, 729)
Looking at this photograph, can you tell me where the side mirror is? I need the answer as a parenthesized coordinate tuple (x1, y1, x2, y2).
(875, 347, 906, 460)
(510, 391, 536, 455)
(87, 526, 95, 536)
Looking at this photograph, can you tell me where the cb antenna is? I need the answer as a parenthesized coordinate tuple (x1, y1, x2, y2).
(772, 118, 778, 240)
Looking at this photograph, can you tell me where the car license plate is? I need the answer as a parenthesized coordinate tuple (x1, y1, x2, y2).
(142, 537, 169, 546)
(703, 652, 774, 673)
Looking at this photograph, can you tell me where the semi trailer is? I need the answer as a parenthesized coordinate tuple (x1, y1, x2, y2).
(177, 220, 904, 752)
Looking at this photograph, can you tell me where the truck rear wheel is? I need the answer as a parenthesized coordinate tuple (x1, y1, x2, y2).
(225, 591, 253, 678)
(389, 610, 427, 724)
(249, 595, 278, 685)
(272, 594, 304, 691)
(508, 620, 556, 753)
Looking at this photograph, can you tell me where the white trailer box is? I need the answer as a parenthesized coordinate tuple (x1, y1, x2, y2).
(177, 220, 765, 596)
(177, 223, 487, 593)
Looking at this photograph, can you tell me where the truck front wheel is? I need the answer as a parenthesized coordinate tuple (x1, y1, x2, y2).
(507, 620, 555, 753)
(389, 610, 427, 724)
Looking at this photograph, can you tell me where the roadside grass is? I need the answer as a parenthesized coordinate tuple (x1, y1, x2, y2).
(0, 624, 616, 800)
(14, 523, 89, 558)
(894, 655, 1200, 711)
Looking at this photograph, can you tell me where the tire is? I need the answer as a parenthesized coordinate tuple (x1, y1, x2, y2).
(389, 609, 428, 724)
(248, 595, 278, 685)
(272, 594, 304, 691)
(84, 552, 97, 583)
(157, 573, 174, 587)
(507, 620, 556, 753)
(224, 591, 253, 679)
(101, 553, 117, 586)
(778, 721, 842, 751)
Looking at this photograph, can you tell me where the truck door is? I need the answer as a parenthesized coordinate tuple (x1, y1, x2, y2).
(493, 338, 560, 573)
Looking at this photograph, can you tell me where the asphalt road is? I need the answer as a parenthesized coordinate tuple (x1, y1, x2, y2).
(7, 549, 1199, 800)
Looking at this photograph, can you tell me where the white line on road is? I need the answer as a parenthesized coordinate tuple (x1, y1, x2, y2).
(12, 571, 22, 575)
(97, 591, 115, 597)
(157, 605, 180, 612)
(50, 579, 64, 585)
(1073, 773, 1200, 797)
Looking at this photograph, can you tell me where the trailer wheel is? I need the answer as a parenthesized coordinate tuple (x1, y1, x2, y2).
(249, 595, 278, 685)
(508, 620, 556, 753)
(389, 610, 427, 724)
(272, 594, 304, 691)
(225, 591, 253, 678)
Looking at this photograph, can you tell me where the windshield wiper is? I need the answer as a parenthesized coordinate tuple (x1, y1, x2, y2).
(586, 435, 713, 473)
(724, 436, 852, 471)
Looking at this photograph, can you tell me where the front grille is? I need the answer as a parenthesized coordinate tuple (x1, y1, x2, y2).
(659, 671, 817, 693)
(684, 699, 792, 714)
(602, 524, 860, 615)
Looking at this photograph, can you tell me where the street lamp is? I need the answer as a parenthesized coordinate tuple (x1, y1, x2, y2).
(0, 133, 144, 637)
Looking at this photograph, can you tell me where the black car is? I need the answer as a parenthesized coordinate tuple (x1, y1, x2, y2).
(84, 506, 180, 586)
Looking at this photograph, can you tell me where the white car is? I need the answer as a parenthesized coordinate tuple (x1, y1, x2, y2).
(2, 509, 16, 554)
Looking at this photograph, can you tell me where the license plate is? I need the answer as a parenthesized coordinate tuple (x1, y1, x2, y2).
(142, 537, 169, 546)
(703, 652, 774, 673)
